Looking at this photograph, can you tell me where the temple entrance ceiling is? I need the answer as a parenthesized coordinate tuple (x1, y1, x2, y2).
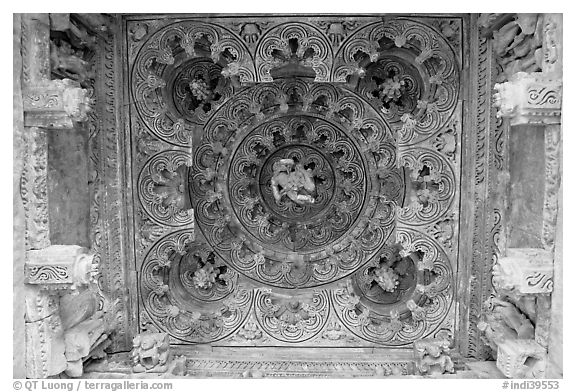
(127, 15, 463, 348)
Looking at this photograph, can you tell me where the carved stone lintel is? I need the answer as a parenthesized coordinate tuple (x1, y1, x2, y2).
(23, 78, 92, 128)
(25, 245, 97, 291)
(496, 339, 547, 378)
(131, 333, 171, 373)
(493, 72, 562, 126)
(413, 338, 455, 375)
(493, 248, 554, 295)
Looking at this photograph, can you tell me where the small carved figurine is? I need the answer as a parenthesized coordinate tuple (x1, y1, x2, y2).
(131, 332, 170, 373)
(270, 158, 316, 204)
(413, 338, 455, 375)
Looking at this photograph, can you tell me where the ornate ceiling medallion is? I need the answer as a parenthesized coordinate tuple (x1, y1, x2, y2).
(191, 80, 402, 289)
(130, 16, 462, 347)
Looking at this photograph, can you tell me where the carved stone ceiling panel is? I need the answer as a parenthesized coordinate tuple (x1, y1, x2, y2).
(127, 15, 462, 348)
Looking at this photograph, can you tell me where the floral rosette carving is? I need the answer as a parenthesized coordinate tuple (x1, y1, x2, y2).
(130, 21, 256, 146)
(255, 22, 333, 82)
(139, 230, 252, 343)
(138, 150, 194, 227)
(331, 229, 453, 345)
(396, 147, 456, 225)
(333, 19, 459, 146)
(254, 289, 329, 342)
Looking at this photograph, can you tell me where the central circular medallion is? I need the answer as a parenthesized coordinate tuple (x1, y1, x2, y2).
(227, 115, 368, 255)
(259, 145, 335, 223)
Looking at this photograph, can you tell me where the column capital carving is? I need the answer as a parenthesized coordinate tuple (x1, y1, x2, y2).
(493, 248, 554, 295)
(23, 78, 92, 129)
(25, 245, 98, 291)
(493, 72, 562, 126)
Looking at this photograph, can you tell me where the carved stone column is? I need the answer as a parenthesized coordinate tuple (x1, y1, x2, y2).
(486, 13, 562, 379)
(19, 13, 104, 378)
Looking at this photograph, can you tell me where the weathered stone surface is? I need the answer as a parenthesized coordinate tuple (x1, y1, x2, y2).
(48, 126, 90, 247)
(59, 289, 97, 329)
(25, 313, 67, 378)
(24, 285, 59, 322)
(507, 126, 546, 248)
(545, 181, 562, 378)
(534, 295, 551, 347)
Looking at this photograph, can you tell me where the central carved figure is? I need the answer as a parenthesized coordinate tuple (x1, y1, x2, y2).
(270, 158, 316, 205)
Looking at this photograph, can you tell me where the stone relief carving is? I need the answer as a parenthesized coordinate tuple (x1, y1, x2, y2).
(121, 15, 461, 352)
(413, 338, 455, 375)
(17, 12, 562, 378)
(131, 333, 171, 373)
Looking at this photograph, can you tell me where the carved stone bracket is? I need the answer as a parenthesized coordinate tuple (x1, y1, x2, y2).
(493, 72, 562, 126)
(496, 339, 547, 378)
(23, 78, 92, 129)
(493, 248, 554, 295)
(25, 245, 97, 291)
